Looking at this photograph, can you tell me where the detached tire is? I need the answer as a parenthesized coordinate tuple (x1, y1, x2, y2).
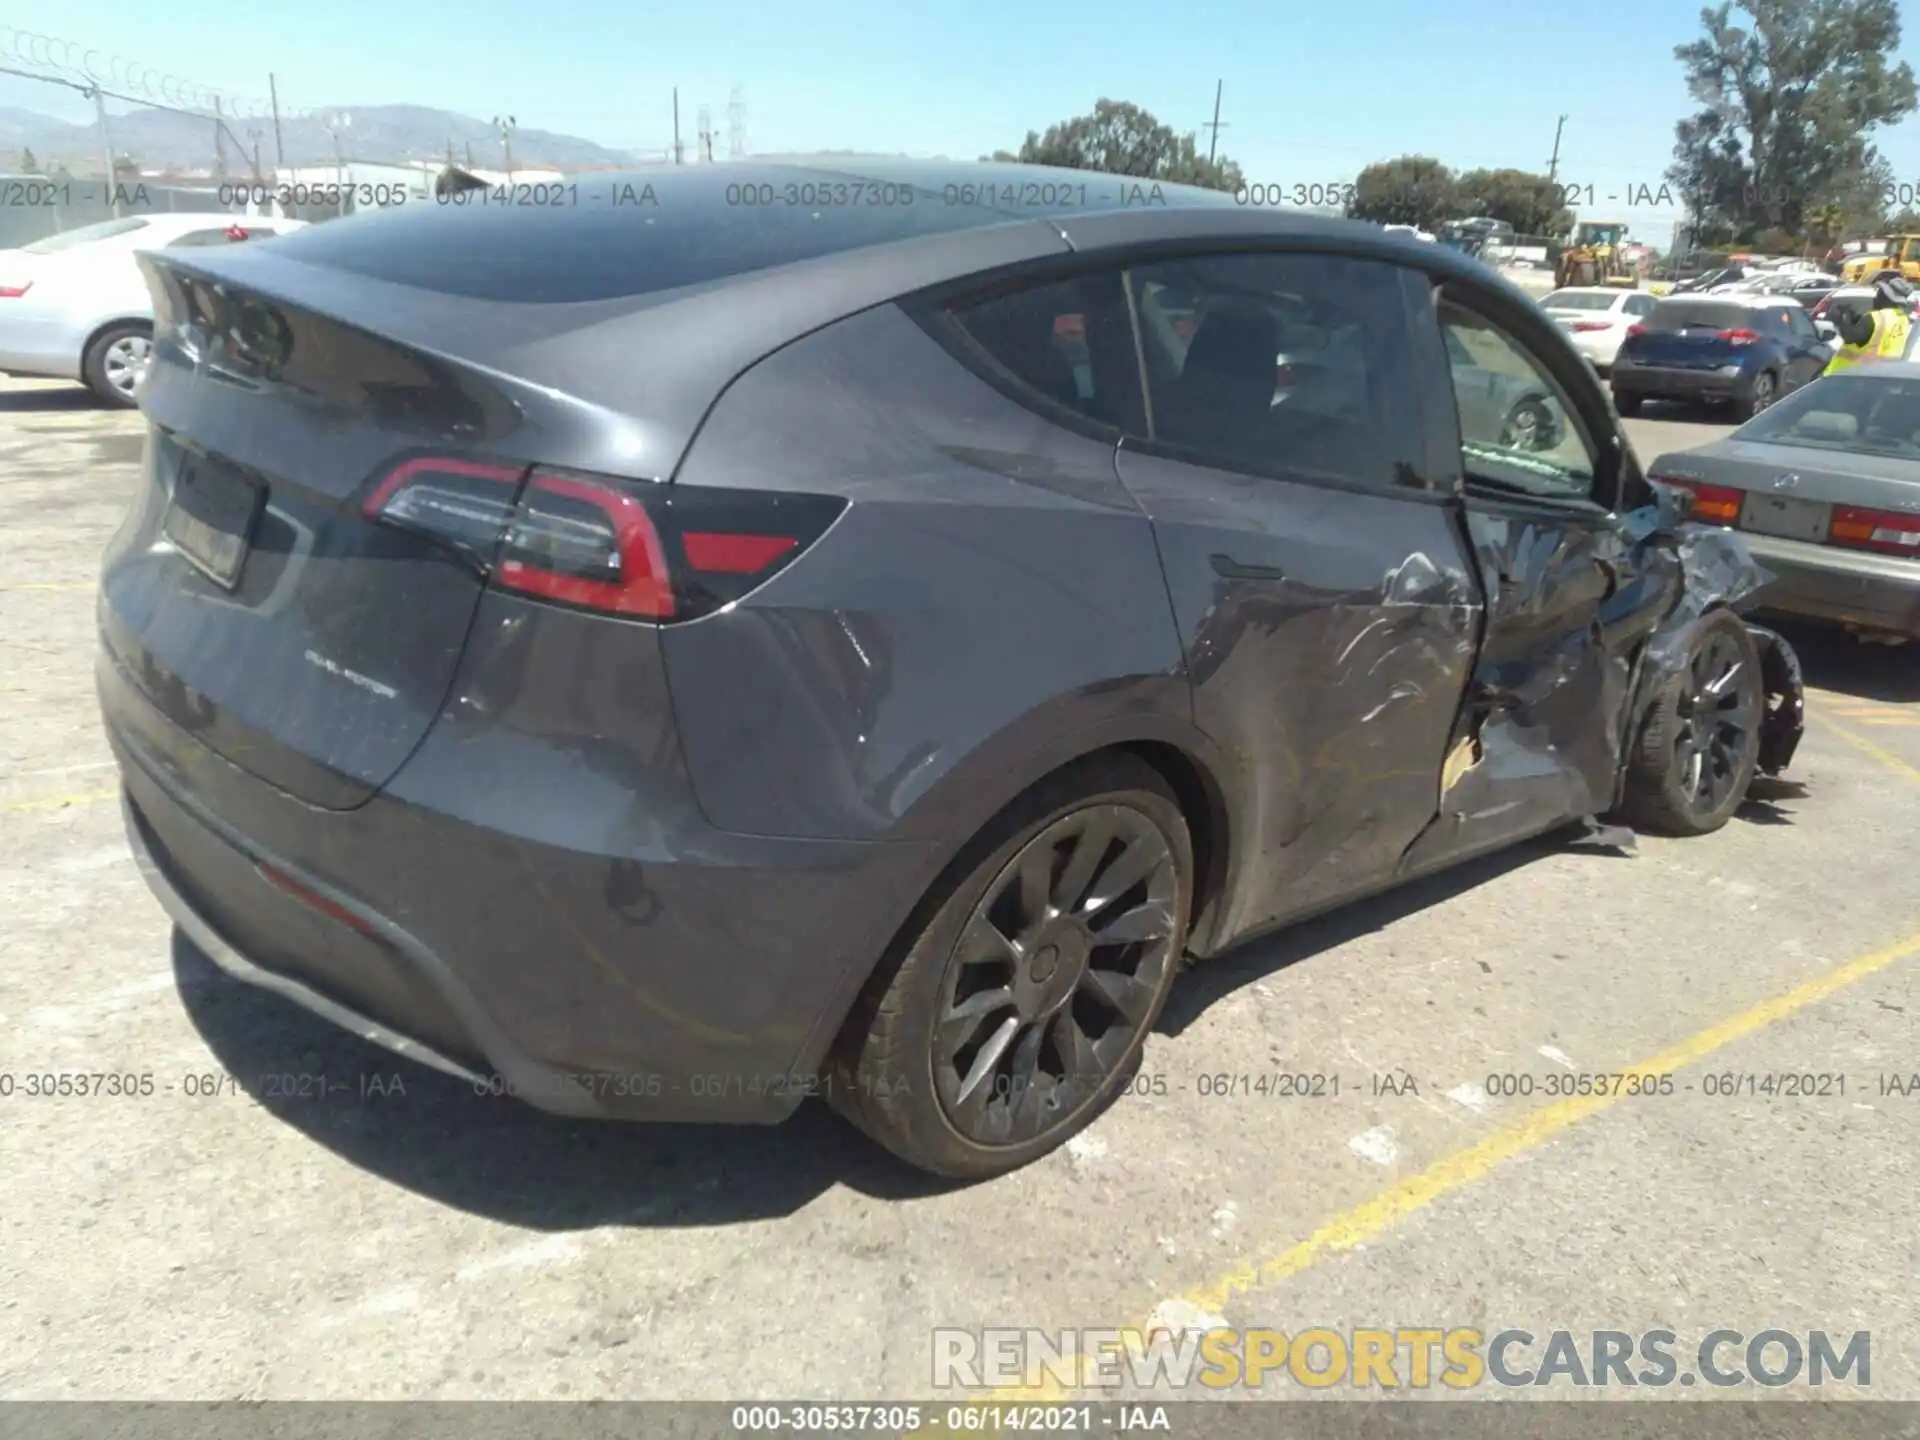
(828, 753, 1191, 1179)
(1621, 609, 1764, 836)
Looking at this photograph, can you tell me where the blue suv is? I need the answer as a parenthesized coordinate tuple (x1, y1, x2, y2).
(1611, 295, 1830, 419)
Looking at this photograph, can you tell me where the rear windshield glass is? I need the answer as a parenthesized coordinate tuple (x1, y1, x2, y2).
(1648, 301, 1754, 331)
(1737, 372, 1920, 456)
(261, 166, 1163, 304)
(1543, 292, 1615, 310)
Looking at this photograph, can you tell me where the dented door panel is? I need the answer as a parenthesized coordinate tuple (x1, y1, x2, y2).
(1401, 500, 1659, 873)
(1112, 447, 1480, 949)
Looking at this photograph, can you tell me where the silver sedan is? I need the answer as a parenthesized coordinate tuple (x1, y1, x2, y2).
(1647, 362, 1920, 641)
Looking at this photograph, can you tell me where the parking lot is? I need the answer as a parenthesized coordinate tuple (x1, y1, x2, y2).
(2, 375, 1918, 1402)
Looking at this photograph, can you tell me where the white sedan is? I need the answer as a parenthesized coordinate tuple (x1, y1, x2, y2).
(0, 212, 307, 406)
(1538, 286, 1659, 372)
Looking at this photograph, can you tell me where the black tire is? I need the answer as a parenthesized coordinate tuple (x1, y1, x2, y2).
(1732, 369, 1777, 421)
(1498, 397, 1557, 451)
(827, 753, 1192, 1179)
(80, 322, 152, 408)
(1613, 391, 1643, 416)
(1620, 609, 1764, 836)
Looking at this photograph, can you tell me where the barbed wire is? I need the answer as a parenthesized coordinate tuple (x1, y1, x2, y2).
(0, 26, 316, 123)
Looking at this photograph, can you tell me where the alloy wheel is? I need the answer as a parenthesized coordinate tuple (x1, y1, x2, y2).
(104, 334, 152, 399)
(1750, 373, 1775, 412)
(1672, 629, 1759, 816)
(932, 803, 1179, 1147)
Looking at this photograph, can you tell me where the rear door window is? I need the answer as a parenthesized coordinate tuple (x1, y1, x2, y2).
(948, 269, 1139, 430)
(1124, 251, 1423, 489)
(1649, 300, 1756, 331)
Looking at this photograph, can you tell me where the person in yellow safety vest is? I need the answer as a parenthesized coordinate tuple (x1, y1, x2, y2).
(1824, 276, 1916, 375)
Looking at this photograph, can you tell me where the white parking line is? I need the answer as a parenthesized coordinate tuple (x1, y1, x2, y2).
(1537, 1044, 1577, 1068)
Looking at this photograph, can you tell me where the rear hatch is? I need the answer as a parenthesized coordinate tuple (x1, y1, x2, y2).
(98, 262, 552, 809)
(1627, 299, 1765, 369)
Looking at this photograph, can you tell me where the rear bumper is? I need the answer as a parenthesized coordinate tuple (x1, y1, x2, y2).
(102, 645, 942, 1124)
(1743, 532, 1920, 638)
(1611, 365, 1749, 401)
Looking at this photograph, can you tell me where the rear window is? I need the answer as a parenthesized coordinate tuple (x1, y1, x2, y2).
(1648, 301, 1756, 331)
(1737, 373, 1920, 456)
(262, 167, 1097, 304)
(1543, 292, 1615, 311)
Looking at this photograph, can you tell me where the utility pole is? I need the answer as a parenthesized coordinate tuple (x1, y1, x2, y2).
(268, 73, 286, 174)
(673, 89, 683, 165)
(1204, 80, 1227, 166)
(1546, 114, 1567, 183)
(91, 87, 120, 217)
(493, 115, 517, 180)
(214, 97, 228, 179)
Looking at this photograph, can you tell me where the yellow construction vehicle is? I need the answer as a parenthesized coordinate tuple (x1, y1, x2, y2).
(1557, 220, 1640, 288)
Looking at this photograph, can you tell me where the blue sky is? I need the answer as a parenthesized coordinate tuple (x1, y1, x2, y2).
(12, 0, 1920, 249)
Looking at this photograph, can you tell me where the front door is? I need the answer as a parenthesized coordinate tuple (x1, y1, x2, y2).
(1400, 284, 1670, 874)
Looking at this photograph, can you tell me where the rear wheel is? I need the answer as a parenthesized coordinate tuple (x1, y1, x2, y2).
(828, 754, 1191, 1178)
(81, 323, 152, 408)
(1621, 610, 1764, 836)
(1733, 369, 1776, 421)
(1612, 390, 1643, 416)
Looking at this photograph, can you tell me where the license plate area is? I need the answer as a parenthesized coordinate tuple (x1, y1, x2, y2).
(1740, 491, 1831, 543)
(163, 445, 265, 590)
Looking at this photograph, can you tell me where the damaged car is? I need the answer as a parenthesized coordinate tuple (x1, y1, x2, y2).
(99, 162, 1803, 1181)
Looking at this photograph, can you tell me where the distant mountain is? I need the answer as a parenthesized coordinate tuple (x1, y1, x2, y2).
(0, 102, 643, 172)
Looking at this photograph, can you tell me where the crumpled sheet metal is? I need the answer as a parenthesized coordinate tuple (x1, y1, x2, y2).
(1633, 519, 1805, 778)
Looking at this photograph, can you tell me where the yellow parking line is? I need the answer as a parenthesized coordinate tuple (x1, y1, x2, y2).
(1857, 715, 1920, 727)
(1812, 712, 1920, 785)
(0, 785, 118, 817)
(991, 922, 1920, 1402)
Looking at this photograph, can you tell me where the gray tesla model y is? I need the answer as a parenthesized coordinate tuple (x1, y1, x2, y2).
(98, 161, 1803, 1177)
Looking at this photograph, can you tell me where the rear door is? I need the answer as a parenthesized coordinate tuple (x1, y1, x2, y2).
(1775, 304, 1829, 389)
(1399, 280, 1669, 872)
(1111, 251, 1481, 945)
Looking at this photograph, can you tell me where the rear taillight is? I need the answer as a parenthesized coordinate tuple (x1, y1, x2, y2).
(1716, 328, 1761, 344)
(0, 282, 30, 299)
(1626, 323, 1647, 338)
(1653, 476, 1744, 524)
(1812, 299, 1831, 317)
(1571, 320, 1612, 332)
(1828, 504, 1920, 556)
(361, 453, 844, 622)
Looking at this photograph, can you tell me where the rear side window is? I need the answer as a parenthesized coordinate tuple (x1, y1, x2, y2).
(1125, 251, 1422, 489)
(951, 271, 1136, 429)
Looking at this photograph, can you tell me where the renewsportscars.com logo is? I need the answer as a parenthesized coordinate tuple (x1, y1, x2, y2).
(931, 1327, 1872, 1392)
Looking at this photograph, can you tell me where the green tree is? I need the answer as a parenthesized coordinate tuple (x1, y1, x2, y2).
(1667, 0, 1917, 243)
(19, 147, 37, 173)
(1346, 156, 1459, 229)
(1886, 207, 1920, 232)
(983, 99, 1244, 191)
(1453, 168, 1572, 236)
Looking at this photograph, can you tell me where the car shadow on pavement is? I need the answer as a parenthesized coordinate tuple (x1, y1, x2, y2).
(0, 384, 105, 413)
(1156, 831, 1567, 1036)
(1738, 776, 1807, 826)
(169, 932, 956, 1229)
(1765, 619, 1919, 703)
